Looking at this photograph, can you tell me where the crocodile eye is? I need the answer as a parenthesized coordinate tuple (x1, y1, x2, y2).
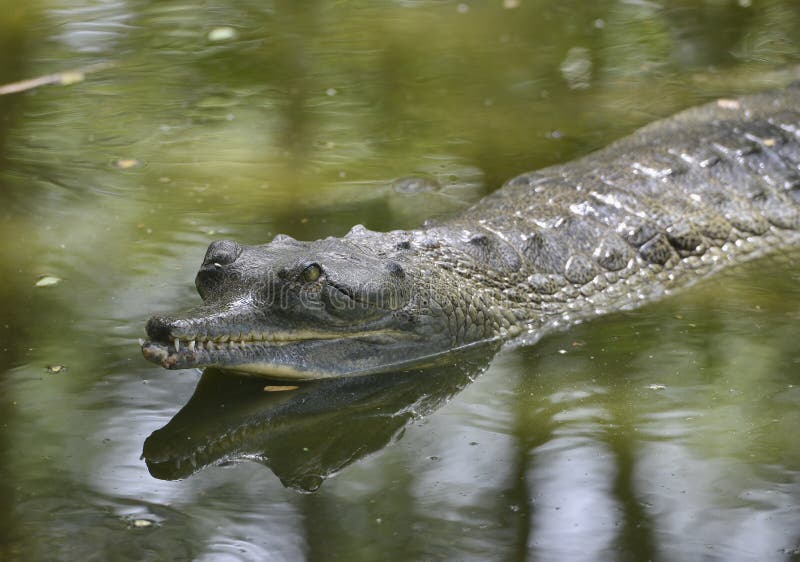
(302, 263, 322, 282)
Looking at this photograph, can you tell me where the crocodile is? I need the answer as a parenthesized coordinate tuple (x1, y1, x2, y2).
(142, 85, 800, 379)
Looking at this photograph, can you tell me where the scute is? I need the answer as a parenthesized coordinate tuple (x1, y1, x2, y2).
(665, 220, 705, 254)
(724, 206, 770, 235)
(638, 234, 675, 265)
(564, 254, 598, 285)
(696, 213, 732, 241)
(593, 234, 632, 271)
(521, 231, 566, 273)
(618, 219, 659, 248)
(757, 192, 800, 229)
(460, 231, 521, 272)
(527, 273, 564, 295)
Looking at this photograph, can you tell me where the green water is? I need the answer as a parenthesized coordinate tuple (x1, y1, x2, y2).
(1, 1, 799, 560)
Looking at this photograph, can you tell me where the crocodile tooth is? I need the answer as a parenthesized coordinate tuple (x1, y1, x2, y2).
(205, 340, 214, 351)
(188, 340, 196, 351)
(175, 457, 182, 470)
(189, 454, 197, 468)
(174, 338, 180, 352)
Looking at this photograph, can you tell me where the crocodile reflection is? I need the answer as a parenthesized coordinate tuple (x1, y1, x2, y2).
(142, 345, 496, 491)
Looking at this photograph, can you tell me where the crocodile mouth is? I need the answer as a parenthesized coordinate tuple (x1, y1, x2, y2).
(142, 332, 321, 365)
(141, 327, 413, 378)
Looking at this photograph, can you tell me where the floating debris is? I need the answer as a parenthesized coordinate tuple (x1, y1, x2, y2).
(264, 385, 299, 392)
(45, 365, 66, 374)
(648, 384, 666, 390)
(0, 62, 113, 96)
(35, 275, 61, 288)
(503, 0, 521, 8)
(113, 158, 141, 170)
(208, 27, 237, 42)
(560, 47, 592, 90)
(717, 99, 741, 110)
(131, 519, 154, 528)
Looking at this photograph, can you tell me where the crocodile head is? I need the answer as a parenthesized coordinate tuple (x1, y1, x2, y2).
(141, 228, 458, 379)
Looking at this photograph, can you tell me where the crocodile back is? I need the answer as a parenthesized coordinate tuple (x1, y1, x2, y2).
(442, 86, 800, 298)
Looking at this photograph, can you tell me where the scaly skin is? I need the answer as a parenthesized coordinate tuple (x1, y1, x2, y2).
(142, 85, 800, 379)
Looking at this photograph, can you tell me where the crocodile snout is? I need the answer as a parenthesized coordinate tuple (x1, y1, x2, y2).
(145, 315, 186, 342)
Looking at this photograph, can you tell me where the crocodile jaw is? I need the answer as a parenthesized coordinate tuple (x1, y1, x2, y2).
(140, 328, 419, 379)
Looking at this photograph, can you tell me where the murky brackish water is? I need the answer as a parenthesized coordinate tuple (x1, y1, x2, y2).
(1, 1, 799, 560)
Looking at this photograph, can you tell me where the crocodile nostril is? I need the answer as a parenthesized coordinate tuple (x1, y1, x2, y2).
(386, 261, 405, 278)
(203, 239, 242, 268)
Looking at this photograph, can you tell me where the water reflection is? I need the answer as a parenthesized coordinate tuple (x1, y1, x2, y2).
(143, 345, 496, 490)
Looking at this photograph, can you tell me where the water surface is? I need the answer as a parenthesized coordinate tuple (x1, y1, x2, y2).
(1, 1, 799, 560)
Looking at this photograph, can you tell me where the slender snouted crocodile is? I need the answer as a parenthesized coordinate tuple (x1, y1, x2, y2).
(142, 85, 800, 379)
